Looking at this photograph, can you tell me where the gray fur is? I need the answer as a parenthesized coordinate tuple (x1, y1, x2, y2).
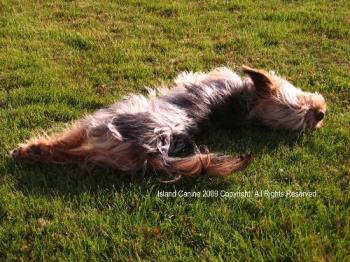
(79, 66, 325, 165)
(11, 66, 326, 177)
(84, 68, 248, 160)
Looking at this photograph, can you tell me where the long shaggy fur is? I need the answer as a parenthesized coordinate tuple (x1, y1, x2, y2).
(11, 66, 326, 182)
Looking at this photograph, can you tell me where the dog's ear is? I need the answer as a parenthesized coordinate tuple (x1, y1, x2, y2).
(242, 65, 276, 96)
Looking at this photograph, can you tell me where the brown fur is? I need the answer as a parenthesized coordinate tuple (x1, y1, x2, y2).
(149, 153, 254, 180)
(242, 66, 278, 96)
(13, 126, 253, 181)
(11, 66, 326, 183)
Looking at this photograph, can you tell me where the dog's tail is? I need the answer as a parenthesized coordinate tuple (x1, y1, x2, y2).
(148, 152, 254, 183)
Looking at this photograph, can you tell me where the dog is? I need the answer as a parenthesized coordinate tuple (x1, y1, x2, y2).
(11, 66, 326, 183)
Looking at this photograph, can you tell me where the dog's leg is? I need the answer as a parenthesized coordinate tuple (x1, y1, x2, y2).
(11, 123, 88, 164)
(173, 71, 208, 85)
(174, 67, 241, 86)
(11, 122, 148, 173)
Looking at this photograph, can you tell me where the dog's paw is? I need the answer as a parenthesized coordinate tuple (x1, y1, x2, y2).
(10, 147, 22, 160)
(10, 144, 47, 162)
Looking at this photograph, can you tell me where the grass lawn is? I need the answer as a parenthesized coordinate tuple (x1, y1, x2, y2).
(1, 0, 350, 260)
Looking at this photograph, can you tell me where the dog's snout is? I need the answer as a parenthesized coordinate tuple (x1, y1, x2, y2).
(315, 111, 325, 121)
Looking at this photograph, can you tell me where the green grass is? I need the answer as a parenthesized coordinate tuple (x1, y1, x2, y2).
(1, 0, 350, 260)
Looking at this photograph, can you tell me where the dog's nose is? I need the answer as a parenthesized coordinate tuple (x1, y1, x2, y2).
(315, 111, 325, 121)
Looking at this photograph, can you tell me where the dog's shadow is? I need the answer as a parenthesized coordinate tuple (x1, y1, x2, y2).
(7, 126, 305, 198)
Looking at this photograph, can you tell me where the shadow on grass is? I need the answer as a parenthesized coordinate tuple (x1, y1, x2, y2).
(7, 125, 305, 198)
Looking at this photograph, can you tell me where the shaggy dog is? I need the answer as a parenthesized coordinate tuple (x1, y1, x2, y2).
(11, 66, 326, 183)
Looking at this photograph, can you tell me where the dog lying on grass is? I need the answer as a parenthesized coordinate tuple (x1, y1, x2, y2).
(11, 66, 326, 183)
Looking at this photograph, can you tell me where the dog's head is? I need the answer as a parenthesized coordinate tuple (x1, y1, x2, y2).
(243, 66, 326, 130)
